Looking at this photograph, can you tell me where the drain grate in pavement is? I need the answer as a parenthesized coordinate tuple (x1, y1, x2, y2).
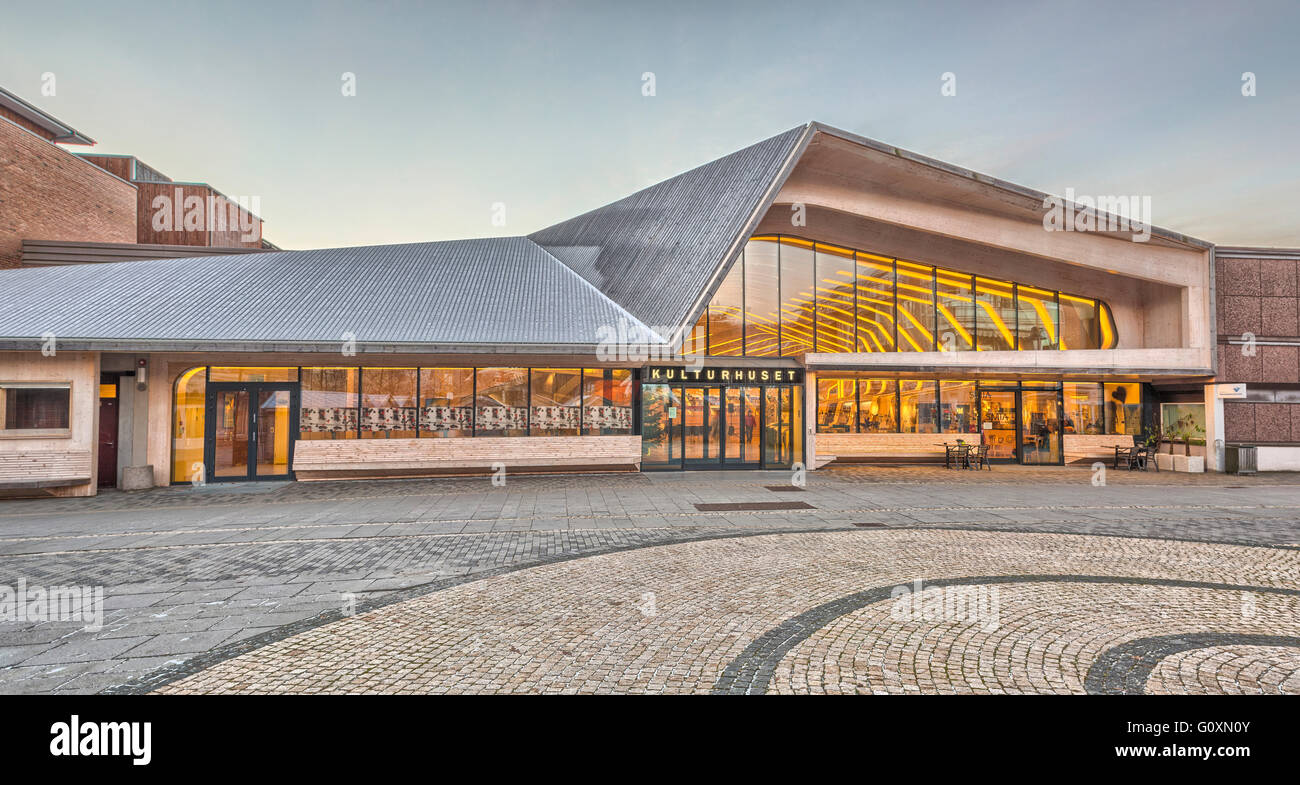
(694, 501, 815, 512)
(852, 522, 887, 527)
(764, 485, 806, 492)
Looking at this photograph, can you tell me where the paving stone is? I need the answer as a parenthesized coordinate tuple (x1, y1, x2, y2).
(3, 467, 1300, 694)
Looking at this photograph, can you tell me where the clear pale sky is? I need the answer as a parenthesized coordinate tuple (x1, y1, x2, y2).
(3, 0, 1297, 249)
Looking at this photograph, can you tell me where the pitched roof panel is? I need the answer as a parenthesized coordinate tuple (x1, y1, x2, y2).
(0, 238, 658, 351)
(529, 124, 809, 331)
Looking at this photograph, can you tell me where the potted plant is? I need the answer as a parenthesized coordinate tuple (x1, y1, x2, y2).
(1157, 425, 1178, 470)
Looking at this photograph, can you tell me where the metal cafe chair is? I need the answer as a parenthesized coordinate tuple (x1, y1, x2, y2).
(1115, 434, 1155, 471)
(968, 443, 992, 471)
(944, 443, 967, 469)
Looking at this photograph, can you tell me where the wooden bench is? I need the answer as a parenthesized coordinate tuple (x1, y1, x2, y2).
(292, 435, 642, 480)
(814, 433, 950, 465)
(0, 450, 93, 489)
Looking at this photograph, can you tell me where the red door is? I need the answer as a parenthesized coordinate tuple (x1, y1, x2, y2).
(98, 390, 119, 488)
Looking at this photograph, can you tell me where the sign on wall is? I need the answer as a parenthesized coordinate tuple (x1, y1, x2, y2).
(645, 366, 804, 384)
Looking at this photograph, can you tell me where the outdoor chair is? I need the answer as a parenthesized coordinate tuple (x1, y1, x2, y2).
(944, 443, 968, 469)
(1115, 435, 1154, 471)
(968, 444, 992, 471)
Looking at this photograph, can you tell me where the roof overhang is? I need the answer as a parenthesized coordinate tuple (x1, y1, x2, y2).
(0, 86, 95, 145)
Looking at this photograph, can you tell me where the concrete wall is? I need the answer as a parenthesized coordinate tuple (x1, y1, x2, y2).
(0, 351, 100, 496)
(763, 132, 1214, 362)
(0, 118, 136, 269)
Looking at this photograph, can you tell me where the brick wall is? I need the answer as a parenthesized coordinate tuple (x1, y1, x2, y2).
(1216, 255, 1300, 384)
(0, 119, 137, 269)
(1216, 253, 1300, 445)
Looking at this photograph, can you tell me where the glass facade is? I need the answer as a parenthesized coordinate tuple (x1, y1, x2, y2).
(531, 368, 582, 436)
(1063, 382, 1104, 435)
(816, 378, 1142, 445)
(779, 238, 815, 356)
(173, 366, 638, 480)
(640, 379, 802, 470)
(419, 368, 474, 437)
(857, 379, 897, 433)
(360, 368, 416, 438)
(685, 235, 1115, 357)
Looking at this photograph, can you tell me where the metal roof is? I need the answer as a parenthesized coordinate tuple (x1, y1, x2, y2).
(0, 85, 95, 145)
(0, 238, 662, 352)
(529, 125, 810, 332)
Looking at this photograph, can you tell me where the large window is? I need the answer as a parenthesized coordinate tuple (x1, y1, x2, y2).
(476, 367, 529, 437)
(171, 369, 206, 482)
(1059, 295, 1098, 351)
(1, 384, 70, 431)
(1016, 285, 1059, 351)
(707, 259, 744, 357)
(744, 241, 780, 356)
(816, 377, 1139, 435)
(814, 243, 856, 353)
(690, 236, 1114, 357)
(935, 272, 975, 352)
(779, 238, 815, 356)
(1104, 382, 1141, 435)
(939, 380, 978, 434)
(360, 368, 416, 439)
(855, 253, 895, 352)
(531, 368, 582, 436)
(300, 368, 359, 440)
(1064, 382, 1104, 434)
(420, 368, 474, 437)
(857, 380, 897, 433)
(582, 369, 633, 435)
(975, 277, 1016, 351)
(899, 380, 938, 433)
(816, 378, 856, 433)
(896, 261, 936, 352)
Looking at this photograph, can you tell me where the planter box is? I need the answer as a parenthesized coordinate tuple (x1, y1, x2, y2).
(1173, 455, 1204, 473)
(121, 465, 156, 490)
(1156, 453, 1175, 471)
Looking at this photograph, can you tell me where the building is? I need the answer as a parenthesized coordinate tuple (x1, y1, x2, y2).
(0, 121, 1294, 496)
(0, 85, 274, 271)
(1213, 246, 1300, 470)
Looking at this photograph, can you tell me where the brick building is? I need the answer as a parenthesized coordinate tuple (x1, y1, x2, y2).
(0, 85, 273, 270)
(1214, 247, 1300, 470)
(0, 117, 1297, 497)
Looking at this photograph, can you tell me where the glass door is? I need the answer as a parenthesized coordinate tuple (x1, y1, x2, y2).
(640, 384, 683, 468)
(1020, 389, 1062, 464)
(763, 386, 794, 468)
(725, 386, 762, 466)
(207, 383, 298, 481)
(684, 386, 722, 467)
(212, 388, 250, 479)
(979, 389, 1018, 462)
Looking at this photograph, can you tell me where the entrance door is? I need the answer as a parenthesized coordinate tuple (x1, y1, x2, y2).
(97, 378, 119, 488)
(1020, 389, 1062, 464)
(206, 383, 298, 481)
(724, 386, 762, 466)
(979, 389, 1018, 462)
(683, 386, 722, 467)
(762, 386, 794, 468)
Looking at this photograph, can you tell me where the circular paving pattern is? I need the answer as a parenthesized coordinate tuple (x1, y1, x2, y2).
(150, 530, 1300, 695)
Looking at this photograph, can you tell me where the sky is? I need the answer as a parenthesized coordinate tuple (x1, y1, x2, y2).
(2, 0, 1298, 249)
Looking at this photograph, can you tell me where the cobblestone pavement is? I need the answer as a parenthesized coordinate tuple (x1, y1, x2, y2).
(1, 466, 1298, 694)
(153, 530, 1300, 695)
